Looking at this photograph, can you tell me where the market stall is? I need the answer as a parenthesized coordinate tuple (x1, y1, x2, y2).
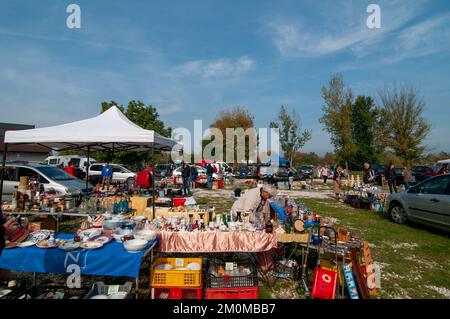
(0, 105, 181, 218)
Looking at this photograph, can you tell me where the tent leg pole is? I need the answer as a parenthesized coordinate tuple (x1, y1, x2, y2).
(0, 143, 8, 207)
(86, 146, 90, 192)
(152, 148, 155, 220)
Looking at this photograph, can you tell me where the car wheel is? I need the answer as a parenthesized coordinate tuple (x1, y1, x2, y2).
(389, 203, 408, 225)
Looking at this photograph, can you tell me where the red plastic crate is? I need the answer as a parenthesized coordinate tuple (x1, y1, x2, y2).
(172, 198, 186, 207)
(151, 286, 202, 299)
(205, 287, 258, 299)
(311, 267, 338, 299)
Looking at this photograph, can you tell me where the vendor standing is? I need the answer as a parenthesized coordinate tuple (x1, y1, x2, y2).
(101, 162, 113, 190)
(65, 161, 76, 177)
(230, 184, 277, 225)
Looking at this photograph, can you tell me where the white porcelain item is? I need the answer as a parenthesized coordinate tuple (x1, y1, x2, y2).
(154, 263, 174, 270)
(123, 239, 147, 252)
(134, 230, 157, 242)
(186, 262, 201, 270)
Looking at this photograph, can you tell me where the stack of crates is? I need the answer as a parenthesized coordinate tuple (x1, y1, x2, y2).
(205, 258, 258, 299)
(150, 257, 203, 299)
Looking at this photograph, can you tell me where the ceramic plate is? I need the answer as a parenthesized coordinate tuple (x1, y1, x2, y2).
(80, 241, 103, 250)
(36, 239, 63, 249)
(58, 241, 81, 251)
(28, 230, 51, 243)
(17, 241, 36, 248)
(93, 236, 111, 244)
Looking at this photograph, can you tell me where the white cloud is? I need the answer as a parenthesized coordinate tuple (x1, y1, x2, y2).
(264, 0, 428, 58)
(170, 56, 255, 78)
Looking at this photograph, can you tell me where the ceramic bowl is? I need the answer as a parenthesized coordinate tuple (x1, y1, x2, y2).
(123, 239, 148, 253)
(90, 294, 109, 299)
(134, 230, 157, 242)
(186, 262, 201, 270)
(103, 219, 123, 229)
(132, 216, 147, 222)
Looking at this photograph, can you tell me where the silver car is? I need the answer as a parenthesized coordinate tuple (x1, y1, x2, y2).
(387, 174, 450, 232)
(1, 162, 93, 197)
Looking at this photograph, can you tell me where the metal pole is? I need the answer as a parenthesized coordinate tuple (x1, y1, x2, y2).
(85, 146, 90, 192)
(0, 143, 8, 206)
(151, 147, 155, 220)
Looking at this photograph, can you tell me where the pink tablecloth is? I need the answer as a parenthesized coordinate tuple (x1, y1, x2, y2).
(157, 231, 277, 253)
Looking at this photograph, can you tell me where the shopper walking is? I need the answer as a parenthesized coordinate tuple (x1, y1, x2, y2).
(333, 166, 344, 201)
(320, 166, 330, 185)
(206, 162, 214, 190)
(65, 161, 76, 177)
(101, 162, 113, 190)
(190, 164, 198, 189)
(182, 162, 192, 196)
(387, 162, 398, 194)
(288, 169, 294, 190)
(402, 166, 414, 189)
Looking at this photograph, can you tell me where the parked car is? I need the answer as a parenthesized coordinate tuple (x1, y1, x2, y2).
(43, 155, 97, 172)
(154, 164, 175, 179)
(235, 166, 257, 179)
(88, 163, 136, 184)
(411, 165, 436, 177)
(297, 165, 313, 178)
(257, 164, 289, 182)
(1, 162, 93, 196)
(288, 168, 308, 181)
(387, 174, 450, 232)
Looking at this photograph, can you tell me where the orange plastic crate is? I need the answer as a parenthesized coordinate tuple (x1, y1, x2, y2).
(205, 287, 258, 299)
(151, 286, 202, 299)
(150, 258, 202, 287)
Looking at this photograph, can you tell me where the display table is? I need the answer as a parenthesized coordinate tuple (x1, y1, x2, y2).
(157, 230, 277, 253)
(0, 234, 156, 278)
(130, 195, 151, 215)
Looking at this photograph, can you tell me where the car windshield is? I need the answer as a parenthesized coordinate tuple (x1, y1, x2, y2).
(35, 166, 76, 181)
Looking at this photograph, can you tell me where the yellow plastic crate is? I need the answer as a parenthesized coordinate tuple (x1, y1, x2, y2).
(150, 258, 202, 287)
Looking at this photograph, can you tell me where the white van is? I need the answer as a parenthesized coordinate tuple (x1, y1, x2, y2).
(43, 155, 97, 171)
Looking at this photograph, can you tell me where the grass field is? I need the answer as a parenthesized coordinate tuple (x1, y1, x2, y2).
(195, 189, 450, 299)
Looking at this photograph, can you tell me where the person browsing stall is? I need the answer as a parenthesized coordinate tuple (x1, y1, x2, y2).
(101, 162, 114, 190)
(230, 184, 278, 219)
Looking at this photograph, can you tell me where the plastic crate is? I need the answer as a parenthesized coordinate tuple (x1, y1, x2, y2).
(151, 286, 202, 299)
(206, 258, 257, 288)
(82, 282, 133, 299)
(172, 198, 186, 207)
(205, 287, 258, 299)
(15, 285, 89, 299)
(151, 257, 202, 287)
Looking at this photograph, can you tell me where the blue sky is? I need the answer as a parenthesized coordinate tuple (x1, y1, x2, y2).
(1, 0, 449, 155)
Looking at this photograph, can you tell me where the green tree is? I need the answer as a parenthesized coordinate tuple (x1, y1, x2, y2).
(378, 85, 431, 166)
(203, 106, 255, 167)
(349, 96, 382, 169)
(270, 106, 311, 166)
(319, 74, 356, 169)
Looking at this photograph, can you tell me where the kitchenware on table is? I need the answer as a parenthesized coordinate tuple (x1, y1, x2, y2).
(134, 229, 157, 242)
(80, 241, 103, 250)
(17, 241, 35, 248)
(27, 230, 51, 243)
(58, 240, 81, 251)
(123, 239, 147, 253)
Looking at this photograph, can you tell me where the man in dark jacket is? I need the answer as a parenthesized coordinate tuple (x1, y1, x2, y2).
(362, 163, 376, 185)
(387, 162, 398, 194)
(181, 162, 192, 196)
(206, 163, 214, 190)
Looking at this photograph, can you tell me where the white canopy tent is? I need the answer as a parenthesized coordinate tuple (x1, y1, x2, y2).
(3, 106, 178, 152)
(438, 159, 450, 164)
(1, 106, 181, 215)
